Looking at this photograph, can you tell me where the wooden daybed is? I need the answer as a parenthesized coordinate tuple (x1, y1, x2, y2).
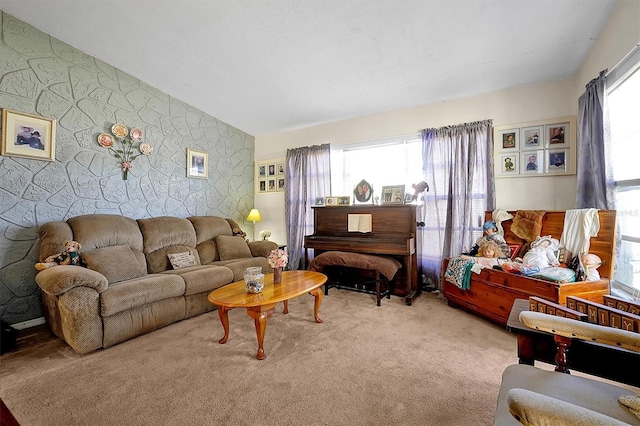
(441, 210, 617, 326)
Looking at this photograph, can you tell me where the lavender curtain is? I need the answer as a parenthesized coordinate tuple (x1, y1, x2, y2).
(576, 70, 615, 209)
(284, 144, 331, 270)
(420, 120, 494, 289)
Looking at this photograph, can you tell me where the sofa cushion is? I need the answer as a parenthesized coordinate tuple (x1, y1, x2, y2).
(217, 235, 252, 261)
(100, 274, 186, 317)
(68, 214, 144, 252)
(188, 216, 233, 244)
(137, 217, 199, 274)
(161, 265, 234, 295)
(167, 251, 197, 269)
(211, 257, 271, 282)
(82, 245, 147, 284)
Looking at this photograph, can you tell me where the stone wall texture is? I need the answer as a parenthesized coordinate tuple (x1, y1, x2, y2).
(0, 12, 256, 325)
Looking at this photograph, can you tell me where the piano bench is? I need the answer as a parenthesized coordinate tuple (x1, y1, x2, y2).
(308, 251, 401, 306)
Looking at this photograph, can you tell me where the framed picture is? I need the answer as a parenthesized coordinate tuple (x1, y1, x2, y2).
(267, 178, 277, 192)
(258, 180, 266, 193)
(381, 185, 405, 204)
(337, 196, 351, 206)
(277, 162, 285, 175)
(258, 164, 266, 178)
(521, 151, 543, 174)
(498, 128, 519, 151)
(187, 149, 208, 178)
(267, 163, 276, 176)
(545, 122, 569, 148)
(547, 149, 568, 173)
(1, 109, 56, 161)
(315, 197, 325, 206)
(497, 153, 519, 176)
(325, 196, 338, 206)
(403, 193, 414, 204)
(520, 125, 543, 151)
(277, 177, 285, 192)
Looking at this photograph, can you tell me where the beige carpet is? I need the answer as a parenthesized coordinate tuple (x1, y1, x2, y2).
(0, 290, 518, 425)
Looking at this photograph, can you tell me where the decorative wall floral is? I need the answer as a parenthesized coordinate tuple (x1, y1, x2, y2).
(97, 124, 153, 180)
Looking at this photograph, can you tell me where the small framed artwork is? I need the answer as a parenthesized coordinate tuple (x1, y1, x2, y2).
(315, 197, 325, 206)
(521, 151, 544, 174)
(498, 128, 519, 151)
(258, 180, 266, 193)
(258, 164, 266, 178)
(381, 185, 405, 204)
(520, 126, 543, 151)
(337, 196, 351, 206)
(545, 122, 569, 148)
(403, 193, 414, 204)
(325, 196, 338, 206)
(187, 148, 208, 179)
(497, 153, 519, 176)
(277, 162, 285, 175)
(267, 178, 277, 192)
(277, 177, 285, 192)
(267, 163, 276, 176)
(1, 109, 56, 161)
(547, 149, 568, 173)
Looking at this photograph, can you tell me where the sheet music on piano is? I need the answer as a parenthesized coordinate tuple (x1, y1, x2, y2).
(347, 214, 372, 233)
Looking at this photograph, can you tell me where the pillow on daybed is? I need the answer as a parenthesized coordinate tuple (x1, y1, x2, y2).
(216, 235, 252, 261)
(510, 210, 546, 242)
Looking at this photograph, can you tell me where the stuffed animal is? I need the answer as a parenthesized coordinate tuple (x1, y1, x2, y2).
(35, 240, 85, 271)
(411, 181, 429, 201)
(231, 227, 248, 242)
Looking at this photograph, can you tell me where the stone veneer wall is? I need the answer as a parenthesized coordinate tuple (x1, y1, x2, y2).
(0, 12, 256, 325)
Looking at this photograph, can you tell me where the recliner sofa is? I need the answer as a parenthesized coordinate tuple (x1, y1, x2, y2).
(35, 214, 277, 354)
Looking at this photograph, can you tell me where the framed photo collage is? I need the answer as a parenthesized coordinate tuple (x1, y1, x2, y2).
(494, 116, 576, 178)
(256, 158, 285, 193)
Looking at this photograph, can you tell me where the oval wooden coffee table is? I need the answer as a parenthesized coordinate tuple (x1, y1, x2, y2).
(208, 270, 327, 360)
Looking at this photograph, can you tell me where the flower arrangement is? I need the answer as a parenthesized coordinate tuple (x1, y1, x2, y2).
(97, 124, 152, 180)
(267, 248, 288, 270)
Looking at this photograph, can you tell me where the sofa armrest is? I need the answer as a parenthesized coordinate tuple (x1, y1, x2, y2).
(507, 388, 630, 425)
(35, 266, 108, 296)
(248, 241, 278, 258)
(519, 311, 640, 352)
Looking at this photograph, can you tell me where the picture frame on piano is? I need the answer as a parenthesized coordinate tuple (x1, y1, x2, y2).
(381, 185, 405, 205)
(315, 197, 325, 206)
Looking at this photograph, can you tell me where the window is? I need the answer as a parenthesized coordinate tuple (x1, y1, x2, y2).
(330, 135, 423, 201)
(607, 46, 640, 298)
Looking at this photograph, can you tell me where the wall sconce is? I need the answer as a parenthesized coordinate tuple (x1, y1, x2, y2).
(246, 209, 262, 226)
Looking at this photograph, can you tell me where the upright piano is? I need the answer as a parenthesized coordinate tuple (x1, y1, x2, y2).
(304, 204, 420, 305)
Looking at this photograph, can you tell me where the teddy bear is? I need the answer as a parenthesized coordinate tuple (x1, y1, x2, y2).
(35, 240, 85, 271)
(231, 227, 248, 242)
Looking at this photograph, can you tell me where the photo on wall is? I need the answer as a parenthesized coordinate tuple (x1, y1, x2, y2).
(498, 153, 519, 176)
(521, 151, 543, 174)
(520, 125, 543, 151)
(547, 149, 568, 173)
(498, 128, 519, 151)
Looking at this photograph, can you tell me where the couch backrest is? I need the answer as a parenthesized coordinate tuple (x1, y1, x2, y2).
(187, 216, 233, 264)
(67, 214, 148, 284)
(137, 216, 200, 273)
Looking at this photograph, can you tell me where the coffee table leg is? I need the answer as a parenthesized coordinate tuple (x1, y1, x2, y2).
(309, 288, 323, 323)
(218, 306, 233, 344)
(246, 305, 275, 360)
(283, 300, 289, 314)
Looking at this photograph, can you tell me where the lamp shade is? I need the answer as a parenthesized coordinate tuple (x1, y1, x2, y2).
(247, 209, 262, 223)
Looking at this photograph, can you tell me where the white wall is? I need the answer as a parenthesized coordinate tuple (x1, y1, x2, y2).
(254, 0, 639, 246)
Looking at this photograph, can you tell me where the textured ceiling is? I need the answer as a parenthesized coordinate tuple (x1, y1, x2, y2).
(0, 0, 618, 136)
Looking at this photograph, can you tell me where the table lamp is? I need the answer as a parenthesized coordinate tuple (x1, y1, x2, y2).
(246, 209, 262, 226)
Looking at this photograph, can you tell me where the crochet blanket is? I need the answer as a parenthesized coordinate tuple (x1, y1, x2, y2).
(444, 257, 476, 290)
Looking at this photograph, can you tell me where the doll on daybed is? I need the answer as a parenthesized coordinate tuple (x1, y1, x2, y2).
(468, 220, 511, 258)
(461, 239, 505, 268)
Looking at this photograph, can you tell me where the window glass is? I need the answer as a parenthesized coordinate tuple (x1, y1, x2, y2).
(608, 64, 640, 294)
(331, 137, 423, 202)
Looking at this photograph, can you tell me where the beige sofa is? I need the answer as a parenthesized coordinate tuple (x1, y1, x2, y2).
(35, 214, 277, 354)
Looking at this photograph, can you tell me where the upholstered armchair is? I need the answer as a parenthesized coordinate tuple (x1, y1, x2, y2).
(494, 311, 640, 425)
